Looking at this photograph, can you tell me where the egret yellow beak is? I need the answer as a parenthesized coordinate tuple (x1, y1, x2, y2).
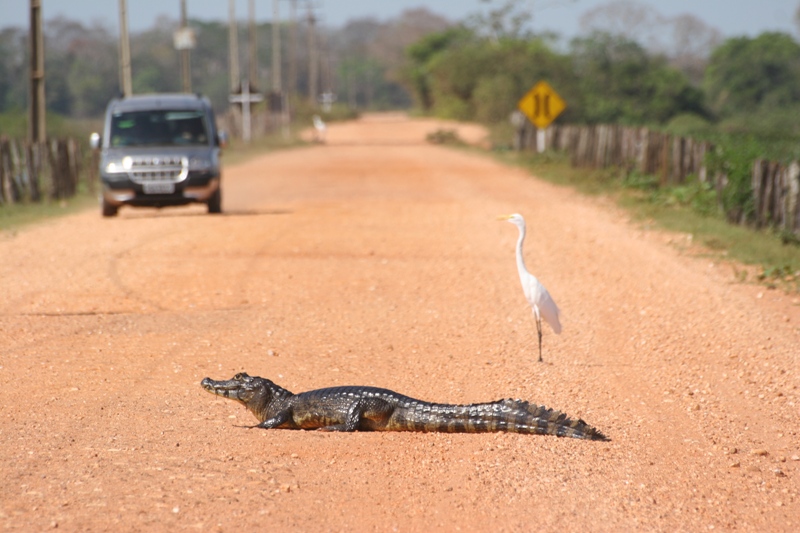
(497, 214, 513, 220)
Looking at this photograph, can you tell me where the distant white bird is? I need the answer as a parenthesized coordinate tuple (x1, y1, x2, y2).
(312, 114, 327, 143)
(500, 213, 562, 362)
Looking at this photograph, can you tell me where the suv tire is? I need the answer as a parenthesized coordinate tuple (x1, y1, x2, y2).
(207, 188, 222, 214)
(102, 198, 119, 217)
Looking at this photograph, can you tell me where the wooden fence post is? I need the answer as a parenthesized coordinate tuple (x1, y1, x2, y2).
(657, 132, 669, 184)
(695, 141, 709, 183)
(68, 139, 81, 196)
(1, 138, 9, 204)
(637, 128, 648, 175)
(8, 139, 21, 202)
(766, 161, 779, 227)
(88, 146, 99, 194)
(0, 138, 22, 204)
(26, 142, 41, 203)
(786, 161, 800, 233)
(752, 159, 766, 228)
(0, 138, 8, 204)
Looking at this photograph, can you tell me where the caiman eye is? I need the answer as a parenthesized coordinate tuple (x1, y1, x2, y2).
(234, 373, 243, 380)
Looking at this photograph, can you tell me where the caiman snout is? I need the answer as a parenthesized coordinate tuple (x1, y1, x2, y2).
(201, 373, 265, 408)
(200, 376, 239, 398)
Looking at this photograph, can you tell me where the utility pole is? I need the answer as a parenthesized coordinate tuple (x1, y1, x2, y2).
(179, 0, 191, 92)
(320, 16, 334, 108)
(228, 0, 241, 137)
(228, 0, 240, 92)
(288, 0, 297, 98)
(271, 0, 282, 95)
(248, 0, 258, 89)
(28, 0, 45, 144)
(271, 0, 290, 136)
(307, 3, 317, 107)
(118, 0, 133, 97)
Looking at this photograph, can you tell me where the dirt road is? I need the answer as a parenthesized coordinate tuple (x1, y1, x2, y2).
(1, 114, 798, 531)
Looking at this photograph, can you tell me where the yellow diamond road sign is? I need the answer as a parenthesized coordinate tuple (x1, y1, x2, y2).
(518, 81, 566, 129)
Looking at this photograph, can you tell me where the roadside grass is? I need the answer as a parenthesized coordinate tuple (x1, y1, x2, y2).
(221, 129, 310, 166)
(0, 190, 98, 232)
(496, 147, 800, 292)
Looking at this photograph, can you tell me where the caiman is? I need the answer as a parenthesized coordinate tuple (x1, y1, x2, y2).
(201, 373, 608, 441)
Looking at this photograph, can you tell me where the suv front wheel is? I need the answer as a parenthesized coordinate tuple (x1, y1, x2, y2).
(102, 197, 119, 217)
(207, 188, 222, 214)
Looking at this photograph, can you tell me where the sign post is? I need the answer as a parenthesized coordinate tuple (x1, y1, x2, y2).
(229, 80, 264, 143)
(517, 81, 566, 153)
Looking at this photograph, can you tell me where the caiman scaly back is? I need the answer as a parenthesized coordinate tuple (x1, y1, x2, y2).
(201, 373, 608, 441)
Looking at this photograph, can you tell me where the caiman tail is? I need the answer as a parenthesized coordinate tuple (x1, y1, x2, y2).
(393, 398, 608, 441)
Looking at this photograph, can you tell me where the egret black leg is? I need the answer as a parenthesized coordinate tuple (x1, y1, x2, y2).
(536, 317, 543, 362)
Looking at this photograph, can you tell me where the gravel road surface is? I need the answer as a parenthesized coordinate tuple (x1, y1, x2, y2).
(1, 114, 798, 531)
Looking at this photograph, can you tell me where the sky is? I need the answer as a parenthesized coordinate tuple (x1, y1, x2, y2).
(1, 0, 798, 38)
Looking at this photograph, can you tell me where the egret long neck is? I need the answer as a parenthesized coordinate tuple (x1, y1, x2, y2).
(515, 224, 528, 275)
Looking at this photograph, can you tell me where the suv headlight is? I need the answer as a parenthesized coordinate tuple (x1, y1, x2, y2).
(104, 156, 132, 175)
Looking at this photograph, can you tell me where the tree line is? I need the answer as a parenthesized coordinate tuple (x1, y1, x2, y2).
(3, 1, 800, 234)
(405, 3, 800, 145)
(2, 1, 800, 149)
(0, 9, 450, 123)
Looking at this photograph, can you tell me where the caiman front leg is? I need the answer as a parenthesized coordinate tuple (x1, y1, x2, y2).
(236, 410, 292, 430)
(318, 398, 394, 432)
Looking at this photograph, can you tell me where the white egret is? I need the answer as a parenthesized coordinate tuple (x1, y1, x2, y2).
(312, 115, 327, 143)
(500, 213, 562, 362)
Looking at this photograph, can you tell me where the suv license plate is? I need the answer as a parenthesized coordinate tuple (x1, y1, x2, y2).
(143, 182, 175, 194)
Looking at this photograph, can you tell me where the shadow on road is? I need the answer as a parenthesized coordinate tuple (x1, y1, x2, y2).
(115, 207, 293, 220)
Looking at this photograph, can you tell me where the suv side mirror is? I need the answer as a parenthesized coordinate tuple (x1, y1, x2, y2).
(90, 132, 101, 150)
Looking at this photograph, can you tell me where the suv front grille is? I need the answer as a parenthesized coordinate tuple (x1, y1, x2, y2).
(127, 156, 188, 183)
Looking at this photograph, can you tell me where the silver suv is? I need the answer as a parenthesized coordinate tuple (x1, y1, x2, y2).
(91, 93, 225, 217)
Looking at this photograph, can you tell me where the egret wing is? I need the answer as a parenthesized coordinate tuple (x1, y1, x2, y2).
(524, 274, 562, 334)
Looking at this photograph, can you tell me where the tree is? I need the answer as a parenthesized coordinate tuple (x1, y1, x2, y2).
(0, 28, 26, 111)
(467, 0, 533, 41)
(130, 16, 182, 95)
(579, 0, 661, 49)
(53, 19, 118, 117)
(404, 27, 578, 123)
(704, 32, 800, 118)
(581, 2, 721, 86)
(404, 27, 469, 111)
(667, 14, 721, 85)
(570, 31, 705, 125)
(331, 10, 451, 110)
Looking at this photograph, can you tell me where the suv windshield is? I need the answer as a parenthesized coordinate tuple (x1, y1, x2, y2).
(110, 110, 209, 147)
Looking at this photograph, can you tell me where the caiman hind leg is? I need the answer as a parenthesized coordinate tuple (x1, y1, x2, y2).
(317, 398, 395, 431)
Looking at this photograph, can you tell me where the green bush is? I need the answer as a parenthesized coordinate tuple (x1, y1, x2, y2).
(432, 94, 472, 121)
(705, 135, 762, 224)
(649, 176, 718, 217)
(664, 113, 714, 137)
(473, 75, 517, 124)
(622, 170, 659, 191)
